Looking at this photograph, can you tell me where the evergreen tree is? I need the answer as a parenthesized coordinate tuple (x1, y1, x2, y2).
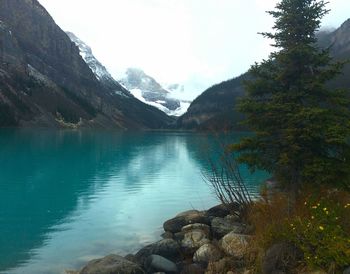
(233, 0, 350, 191)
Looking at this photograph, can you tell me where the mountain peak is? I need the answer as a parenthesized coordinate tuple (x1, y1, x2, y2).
(66, 31, 130, 97)
(118, 68, 192, 116)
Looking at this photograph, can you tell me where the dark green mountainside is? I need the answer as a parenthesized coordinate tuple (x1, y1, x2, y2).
(0, 0, 173, 129)
(178, 19, 350, 130)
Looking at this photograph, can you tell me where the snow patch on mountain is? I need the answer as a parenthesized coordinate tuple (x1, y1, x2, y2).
(119, 68, 191, 116)
(66, 32, 130, 98)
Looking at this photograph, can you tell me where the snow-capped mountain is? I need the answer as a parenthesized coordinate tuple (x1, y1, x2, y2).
(66, 32, 131, 98)
(67, 32, 190, 116)
(119, 68, 190, 116)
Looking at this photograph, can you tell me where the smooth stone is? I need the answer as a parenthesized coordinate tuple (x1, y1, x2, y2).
(206, 204, 232, 218)
(164, 212, 210, 233)
(344, 267, 350, 274)
(146, 255, 178, 273)
(176, 210, 200, 217)
(262, 242, 302, 274)
(211, 217, 246, 238)
(124, 254, 138, 264)
(161, 231, 174, 239)
(220, 232, 249, 258)
(79, 254, 144, 274)
(181, 230, 210, 254)
(135, 239, 181, 265)
(174, 231, 185, 242)
(193, 243, 223, 264)
(181, 223, 210, 237)
(225, 214, 240, 223)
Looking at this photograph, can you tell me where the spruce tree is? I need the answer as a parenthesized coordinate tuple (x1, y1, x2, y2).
(233, 0, 350, 191)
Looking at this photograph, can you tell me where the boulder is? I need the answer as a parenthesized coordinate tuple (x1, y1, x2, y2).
(261, 242, 302, 274)
(164, 211, 209, 233)
(174, 231, 186, 242)
(206, 204, 237, 218)
(211, 217, 246, 238)
(219, 232, 249, 258)
(135, 239, 181, 266)
(181, 223, 210, 237)
(79, 254, 144, 274)
(193, 243, 223, 264)
(181, 230, 210, 254)
(176, 210, 200, 217)
(145, 254, 178, 273)
(161, 231, 174, 239)
(344, 267, 350, 274)
(124, 254, 138, 264)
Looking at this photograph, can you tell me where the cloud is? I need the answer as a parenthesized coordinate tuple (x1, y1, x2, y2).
(39, 0, 350, 99)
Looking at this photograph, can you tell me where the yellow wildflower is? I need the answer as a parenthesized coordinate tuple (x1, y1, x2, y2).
(319, 226, 324, 231)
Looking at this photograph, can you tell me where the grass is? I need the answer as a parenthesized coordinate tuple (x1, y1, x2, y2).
(245, 186, 350, 273)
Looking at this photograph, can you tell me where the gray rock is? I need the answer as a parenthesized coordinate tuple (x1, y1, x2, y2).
(181, 223, 210, 237)
(145, 255, 177, 273)
(181, 230, 210, 254)
(261, 242, 302, 274)
(79, 254, 144, 274)
(161, 231, 173, 239)
(176, 210, 200, 217)
(163, 211, 209, 233)
(206, 203, 238, 218)
(211, 217, 245, 238)
(344, 267, 350, 274)
(173, 231, 185, 242)
(193, 243, 223, 264)
(135, 239, 181, 266)
(124, 254, 138, 264)
(219, 232, 249, 258)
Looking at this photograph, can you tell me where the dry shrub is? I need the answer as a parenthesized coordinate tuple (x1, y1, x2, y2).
(246, 186, 350, 273)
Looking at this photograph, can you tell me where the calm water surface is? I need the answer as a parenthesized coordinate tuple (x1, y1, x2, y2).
(0, 130, 267, 274)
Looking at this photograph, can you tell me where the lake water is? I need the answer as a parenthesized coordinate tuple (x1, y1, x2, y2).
(0, 130, 267, 274)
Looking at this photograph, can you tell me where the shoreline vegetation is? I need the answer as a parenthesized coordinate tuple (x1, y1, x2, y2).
(67, 179, 350, 274)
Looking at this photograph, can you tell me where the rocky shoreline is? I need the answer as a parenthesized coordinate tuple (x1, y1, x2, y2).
(68, 200, 350, 274)
(68, 203, 253, 274)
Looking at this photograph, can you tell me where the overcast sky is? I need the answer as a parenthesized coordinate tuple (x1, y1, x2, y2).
(39, 0, 350, 100)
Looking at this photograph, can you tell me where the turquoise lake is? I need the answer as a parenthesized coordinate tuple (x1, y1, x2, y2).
(0, 130, 267, 274)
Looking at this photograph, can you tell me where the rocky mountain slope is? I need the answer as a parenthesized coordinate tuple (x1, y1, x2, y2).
(178, 19, 350, 130)
(66, 32, 131, 98)
(0, 0, 172, 129)
(119, 68, 190, 116)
